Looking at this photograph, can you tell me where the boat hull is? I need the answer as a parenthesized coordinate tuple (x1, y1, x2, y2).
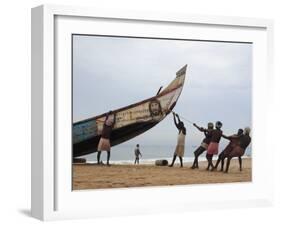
(73, 65, 187, 158)
(73, 121, 159, 157)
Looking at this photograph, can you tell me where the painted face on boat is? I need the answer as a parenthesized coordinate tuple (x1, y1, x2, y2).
(149, 100, 162, 117)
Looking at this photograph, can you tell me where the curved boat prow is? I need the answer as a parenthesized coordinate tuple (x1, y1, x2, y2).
(73, 65, 187, 157)
(158, 64, 187, 112)
(160, 64, 187, 93)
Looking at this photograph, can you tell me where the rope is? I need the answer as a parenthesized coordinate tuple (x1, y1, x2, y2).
(171, 111, 194, 125)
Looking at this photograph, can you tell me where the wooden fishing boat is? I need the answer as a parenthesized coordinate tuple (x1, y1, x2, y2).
(73, 65, 187, 157)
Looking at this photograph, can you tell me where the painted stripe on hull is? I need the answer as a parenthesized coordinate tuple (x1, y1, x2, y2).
(73, 120, 159, 157)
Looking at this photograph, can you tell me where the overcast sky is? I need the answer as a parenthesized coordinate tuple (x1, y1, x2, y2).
(73, 35, 252, 147)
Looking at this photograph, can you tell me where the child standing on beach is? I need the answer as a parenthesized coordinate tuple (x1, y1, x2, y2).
(134, 144, 142, 164)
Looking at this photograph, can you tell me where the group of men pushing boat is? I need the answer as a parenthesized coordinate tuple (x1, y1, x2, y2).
(96, 111, 251, 173)
(169, 112, 251, 173)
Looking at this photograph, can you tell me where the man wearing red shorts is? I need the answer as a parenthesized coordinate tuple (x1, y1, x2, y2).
(206, 121, 223, 170)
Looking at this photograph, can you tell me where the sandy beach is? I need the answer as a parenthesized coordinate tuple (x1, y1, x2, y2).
(73, 158, 251, 190)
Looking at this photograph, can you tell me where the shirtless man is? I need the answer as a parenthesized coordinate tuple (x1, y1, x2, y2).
(206, 121, 223, 170)
(97, 111, 116, 166)
(224, 127, 251, 173)
(212, 128, 243, 171)
(191, 122, 213, 169)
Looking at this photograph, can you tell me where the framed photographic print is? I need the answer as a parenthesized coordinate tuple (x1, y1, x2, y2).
(31, 4, 274, 221)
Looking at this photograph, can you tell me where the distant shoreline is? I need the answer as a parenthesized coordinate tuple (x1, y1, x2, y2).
(85, 155, 251, 165)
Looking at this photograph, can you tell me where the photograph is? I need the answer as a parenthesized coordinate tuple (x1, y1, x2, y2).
(72, 34, 252, 190)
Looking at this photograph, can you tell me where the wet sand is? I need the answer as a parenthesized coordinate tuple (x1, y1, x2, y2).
(73, 158, 251, 190)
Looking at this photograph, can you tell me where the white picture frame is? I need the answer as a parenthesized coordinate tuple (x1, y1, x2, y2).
(31, 4, 274, 221)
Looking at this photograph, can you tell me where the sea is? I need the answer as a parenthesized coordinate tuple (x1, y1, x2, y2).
(85, 143, 252, 164)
